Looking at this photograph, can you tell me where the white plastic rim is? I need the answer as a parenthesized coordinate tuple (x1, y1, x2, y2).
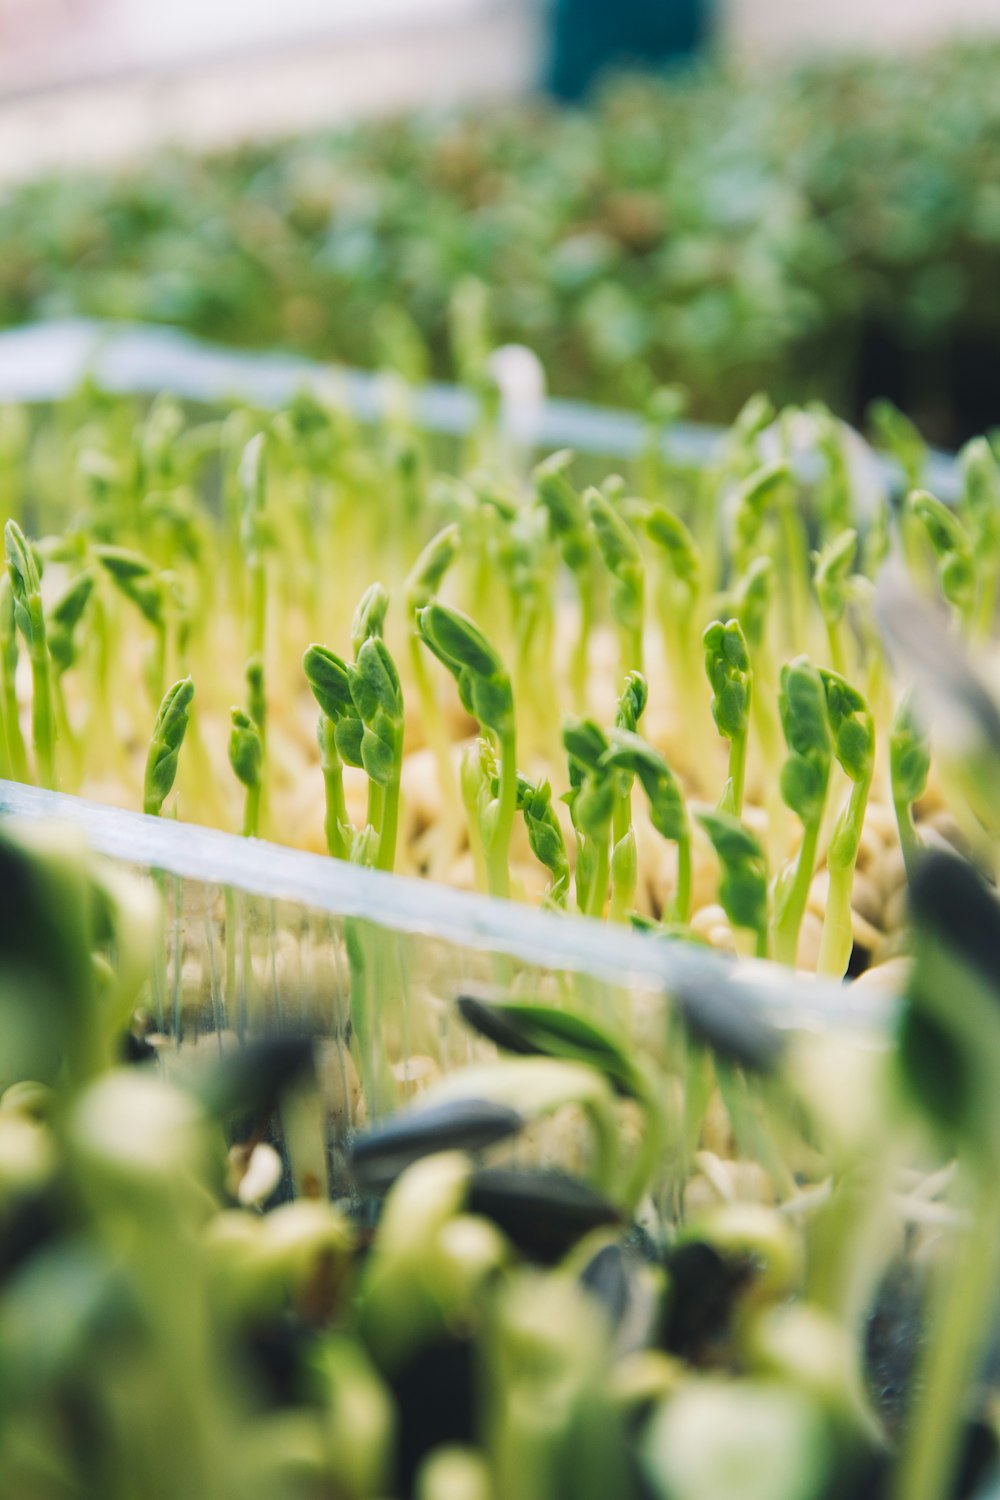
(0, 318, 961, 501)
(0, 778, 897, 1040)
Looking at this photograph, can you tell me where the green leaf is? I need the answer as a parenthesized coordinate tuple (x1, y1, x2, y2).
(604, 728, 687, 844)
(303, 644, 354, 723)
(704, 619, 752, 742)
(416, 601, 513, 739)
(351, 582, 389, 655)
(143, 676, 194, 815)
(95, 545, 164, 628)
(585, 486, 644, 637)
(890, 694, 930, 810)
(228, 707, 262, 790)
(908, 490, 976, 617)
(533, 450, 590, 575)
(457, 992, 647, 1101)
(818, 670, 874, 783)
(48, 571, 95, 674)
(812, 529, 857, 627)
(696, 809, 768, 940)
(404, 524, 461, 614)
(778, 658, 832, 827)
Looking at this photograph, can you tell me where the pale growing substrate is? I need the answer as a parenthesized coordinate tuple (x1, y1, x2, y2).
(0, 386, 986, 996)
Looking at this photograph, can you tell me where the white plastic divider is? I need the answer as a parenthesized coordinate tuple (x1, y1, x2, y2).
(0, 318, 961, 500)
(0, 778, 895, 1041)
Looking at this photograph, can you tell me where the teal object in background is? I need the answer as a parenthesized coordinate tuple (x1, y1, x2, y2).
(547, 0, 709, 99)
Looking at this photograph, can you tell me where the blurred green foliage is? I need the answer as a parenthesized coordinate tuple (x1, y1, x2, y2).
(3, 44, 1000, 435)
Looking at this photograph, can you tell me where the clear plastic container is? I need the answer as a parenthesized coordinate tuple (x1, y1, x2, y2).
(0, 779, 895, 1125)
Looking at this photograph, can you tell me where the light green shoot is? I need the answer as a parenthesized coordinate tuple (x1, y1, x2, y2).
(94, 544, 167, 703)
(405, 525, 462, 863)
(143, 677, 194, 816)
(604, 727, 691, 925)
(349, 632, 405, 873)
(730, 554, 781, 781)
(771, 659, 833, 967)
(305, 591, 404, 873)
(809, 402, 852, 539)
(908, 490, 976, 631)
(733, 458, 809, 647)
(5, 521, 56, 789)
(47, 570, 95, 677)
(605, 672, 648, 922)
(816, 671, 876, 978)
(890, 694, 930, 878)
(461, 741, 490, 894)
(533, 451, 594, 710)
(644, 502, 702, 708)
(703, 618, 752, 817)
(696, 809, 769, 957)
(868, 398, 926, 491)
(417, 601, 516, 899)
(512, 772, 570, 907)
(813, 528, 857, 675)
(239, 433, 268, 660)
(46, 569, 95, 771)
(585, 485, 645, 677)
(0, 573, 28, 781)
(732, 461, 791, 573)
(303, 644, 354, 861)
(563, 717, 616, 919)
(228, 708, 263, 838)
(958, 437, 1000, 639)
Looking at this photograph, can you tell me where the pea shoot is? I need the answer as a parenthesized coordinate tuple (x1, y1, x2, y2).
(816, 671, 875, 978)
(143, 676, 194, 817)
(704, 618, 752, 818)
(771, 659, 833, 967)
(417, 601, 516, 899)
(4, 521, 56, 789)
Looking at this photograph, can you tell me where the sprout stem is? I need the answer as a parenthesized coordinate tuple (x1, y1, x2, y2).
(483, 729, 517, 901)
(772, 820, 821, 967)
(674, 835, 693, 925)
(318, 717, 349, 860)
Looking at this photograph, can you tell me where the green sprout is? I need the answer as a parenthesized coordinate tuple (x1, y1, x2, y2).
(305, 588, 404, 873)
(771, 659, 833, 967)
(405, 524, 462, 867)
(603, 672, 648, 923)
(644, 502, 702, 713)
(228, 708, 263, 838)
(533, 451, 594, 710)
(812, 528, 857, 676)
(95, 543, 167, 703)
(604, 727, 691, 925)
(816, 671, 875, 978)
(585, 485, 645, 677)
(703, 618, 752, 817)
(511, 773, 570, 907)
(868, 398, 926, 492)
(907, 490, 976, 631)
(239, 433, 268, 660)
(958, 436, 1000, 638)
(303, 644, 353, 861)
(563, 717, 616, 919)
(46, 570, 95, 772)
(889, 694, 930, 877)
(696, 809, 769, 958)
(143, 676, 194, 817)
(417, 601, 516, 899)
(0, 573, 28, 781)
(4, 521, 56, 789)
